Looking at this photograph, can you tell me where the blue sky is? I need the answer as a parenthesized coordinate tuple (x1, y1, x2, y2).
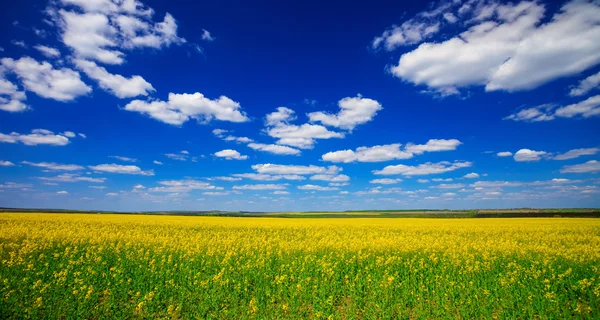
(0, 0, 599, 212)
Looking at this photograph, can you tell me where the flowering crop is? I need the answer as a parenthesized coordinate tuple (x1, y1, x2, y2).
(1, 213, 599, 318)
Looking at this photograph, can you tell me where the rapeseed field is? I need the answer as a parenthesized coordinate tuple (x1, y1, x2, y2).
(0, 213, 598, 319)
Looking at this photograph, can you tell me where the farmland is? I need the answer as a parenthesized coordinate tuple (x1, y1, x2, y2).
(1, 213, 599, 319)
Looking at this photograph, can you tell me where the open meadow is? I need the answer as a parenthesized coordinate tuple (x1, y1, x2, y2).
(1, 213, 599, 319)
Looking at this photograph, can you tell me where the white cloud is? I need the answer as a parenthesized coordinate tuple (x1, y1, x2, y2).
(74, 59, 154, 98)
(124, 92, 248, 126)
(371, 1, 456, 50)
(463, 173, 480, 179)
(504, 104, 556, 122)
(39, 173, 105, 183)
(89, 163, 154, 175)
(308, 96, 382, 130)
(273, 191, 290, 195)
(389, 1, 600, 94)
(233, 184, 287, 190)
(374, 161, 472, 176)
(322, 139, 460, 163)
(149, 179, 218, 192)
(201, 29, 215, 41)
(224, 136, 253, 143)
(417, 179, 429, 183)
(203, 191, 229, 196)
(309, 174, 350, 182)
(109, 156, 137, 162)
(61, 131, 76, 138)
(252, 164, 341, 175)
(78, 133, 86, 138)
(322, 144, 412, 163)
(432, 178, 453, 182)
(0, 77, 28, 112)
(1, 57, 91, 102)
(513, 149, 547, 162)
(433, 183, 465, 189)
(106, 192, 118, 196)
(247, 143, 300, 155)
(560, 160, 600, 174)
(370, 178, 402, 185)
(266, 107, 295, 126)
(0, 160, 15, 166)
(22, 161, 84, 171)
(0, 182, 32, 189)
(297, 184, 339, 191)
(56, 190, 68, 194)
(210, 176, 242, 181)
(554, 148, 599, 160)
(34, 45, 60, 58)
(570, 71, 600, 97)
(54, 0, 185, 65)
(89, 185, 107, 189)
(554, 95, 600, 118)
(165, 152, 188, 161)
(497, 151, 513, 157)
(233, 173, 305, 181)
(153, 160, 163, 165)
(404, 139, 462, 154)
(214, 149, 248, 160)
(0, 129, 71, 146)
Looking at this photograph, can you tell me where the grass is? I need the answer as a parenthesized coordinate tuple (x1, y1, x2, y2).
(1, 213, 599, 319)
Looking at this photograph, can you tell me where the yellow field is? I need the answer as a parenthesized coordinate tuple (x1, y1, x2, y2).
(1, 213, 599, 318)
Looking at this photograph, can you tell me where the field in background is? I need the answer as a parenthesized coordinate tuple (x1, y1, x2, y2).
(1, 213, 599, 318)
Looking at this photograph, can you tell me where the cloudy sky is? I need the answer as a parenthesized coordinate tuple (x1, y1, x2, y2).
(1, 0, 599, 211)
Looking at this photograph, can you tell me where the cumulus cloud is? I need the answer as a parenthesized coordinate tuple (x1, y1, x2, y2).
(569, 71, 600, 97)
(404, 139, 462, 154)
(232, 173, 305, 181)
(0, 77, 28, 112)
(233, 184, 287, 190)
(109, 156, 137, 162)
(560, 160, 600, 174)
(56, 190, 68, 194)
(497, 151, 513, 157)
(252, 164, 341, 175)
(504, 104, 556, 122)
(264, 107, 343, 149)
(34, 45, 60, 58)
(554, 147, 599, 160)
(0, 160, 15, 166)
(370, 178, 402, 185)
(463, 173, 480, 179)
(74, 59, 154, 98)
(297, 184, 339, 191)
(505, 96, 600, 121)
(247, 143, 300, 155)
(124, 92, 249, 126)
(372, 1, 457, 50)
(39, 173, 105, 183)
(308, 96, 382, 130)
(149, 179, 218, 192)
(373, 161, 472, 176)
(201, 29, 215, 42)
(153, 160, 163, 165)
(53, 0, 185, 65)
(214, 149, 248, 160)
(513, 149, 547, 162)
(432, 183, 465, 189)
(387, 1, 600, 94)
(322, 139, 461, 163)
(309, 174, 350, 182)
(554, 95, 600, 118)
(1, 57, 91, 102)
(22, 161, 84, 171)
(89, 163, 154, 175)
(322, 144, 411, 163)
(0, 129, 72, 146)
